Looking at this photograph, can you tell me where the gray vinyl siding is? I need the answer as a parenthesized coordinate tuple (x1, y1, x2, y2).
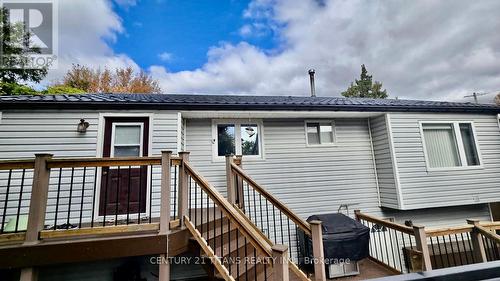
(389, 113, 500, 210)
(369, 115, 399, 209)
(186, 117, 492, 228)
(0, 110, 179, 227)
(186, 118, 383, 218)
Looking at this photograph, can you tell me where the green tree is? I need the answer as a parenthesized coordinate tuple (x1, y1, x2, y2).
(44, 85, 85, 95)
(341, 64, 388, 99)
(0, 8, 48, 94)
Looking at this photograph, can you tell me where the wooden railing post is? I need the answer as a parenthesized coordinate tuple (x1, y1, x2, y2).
(467, 219, 487, 263)
(178, 152, 190, 228)
(21, 154, 52, 281)
(225, 154, 236, 204)
(354, 209, 361, 221)
(272, 244, 289, 281)
(159, 151, 172, 235)
(310, 220, 326, 281)
(234, 155, 244, 207)
(25, 153, 53, 244)
(413, 225, 432, 271)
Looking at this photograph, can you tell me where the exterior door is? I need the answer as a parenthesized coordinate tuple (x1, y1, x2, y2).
(99, 117, 149, 216)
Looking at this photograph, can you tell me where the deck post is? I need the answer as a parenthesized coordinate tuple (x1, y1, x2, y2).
(159, 151, 172, 235)
(25, 153, 53, 243)
(467, 219, 487, 263)
(19, 267, 37, 281)
(354, 209, 361, 221)
(225, 155, 236, 204)
(20, 154, 52, 281)
(158, 253, 170, 281)
(310, 220, 326, 281)
(413, 225, 432, 271)
(234, 155, 244, 208)
(178, 152, 190, 229)
(272, 244, 289, 281)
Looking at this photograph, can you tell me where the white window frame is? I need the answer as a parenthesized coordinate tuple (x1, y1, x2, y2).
(419, 121, 483, 171)
(212, 119, 264, 161)
(304, 120, 336, 147)
(110, 122, 144, 158)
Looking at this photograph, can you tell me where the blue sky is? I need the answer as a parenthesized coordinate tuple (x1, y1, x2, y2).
(111, 0, 277, 72)
(50, 0, 500, 102)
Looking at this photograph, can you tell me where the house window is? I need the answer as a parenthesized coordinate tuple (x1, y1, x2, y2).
(214, 120, 262, 158)
(421, 122, 480, 169)
(306, 121, 335, 145)
(111, 123, 143, 157)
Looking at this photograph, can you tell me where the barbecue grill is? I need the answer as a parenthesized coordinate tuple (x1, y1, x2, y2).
(298, 213, 370, 278)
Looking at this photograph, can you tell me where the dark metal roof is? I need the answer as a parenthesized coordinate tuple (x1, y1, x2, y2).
(1, 93, 499, 114)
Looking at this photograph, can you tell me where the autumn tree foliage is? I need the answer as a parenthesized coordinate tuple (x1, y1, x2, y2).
(55, 64, 162, 94)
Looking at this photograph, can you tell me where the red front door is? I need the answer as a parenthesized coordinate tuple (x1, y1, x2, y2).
(99, 117, 149, 216)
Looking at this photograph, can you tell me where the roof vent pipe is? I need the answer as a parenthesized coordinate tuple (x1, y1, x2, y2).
(308, 69, 316, 97)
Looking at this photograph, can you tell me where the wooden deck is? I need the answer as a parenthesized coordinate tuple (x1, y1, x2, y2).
(307, 259, 397, 281)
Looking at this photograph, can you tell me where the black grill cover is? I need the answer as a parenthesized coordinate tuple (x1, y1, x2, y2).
(298, 213, 370, 263)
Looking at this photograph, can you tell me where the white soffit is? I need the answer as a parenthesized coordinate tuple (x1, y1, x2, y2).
(181, 110, 384, 119)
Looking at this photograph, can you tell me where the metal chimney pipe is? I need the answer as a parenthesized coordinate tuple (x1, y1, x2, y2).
(308, 69, 316, 97)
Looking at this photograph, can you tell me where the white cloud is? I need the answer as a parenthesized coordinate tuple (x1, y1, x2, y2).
(158, 52, 173, 62)
(149, 0, 500, 103)
(44, 0, 500, 103)
(43, 0, 139, 86)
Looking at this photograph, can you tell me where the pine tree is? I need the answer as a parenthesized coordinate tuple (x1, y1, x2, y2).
(341, 64, 388, 99)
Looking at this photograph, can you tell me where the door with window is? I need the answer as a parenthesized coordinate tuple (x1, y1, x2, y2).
(99, 117, 149, 216)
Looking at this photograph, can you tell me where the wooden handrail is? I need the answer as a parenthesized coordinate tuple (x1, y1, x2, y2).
(476, 225, 500, 243)
(478, 221, 500, 231)
(45, 156, 183, 169)
(425, 225, 474, 237)
(184, 217, 235, 281)
(183, 161, 273, 257)
(230, 163, 312, 236)
(355, 212, 414, 235)
(425, 221, 500, 237)
(0, 159, 35, 170)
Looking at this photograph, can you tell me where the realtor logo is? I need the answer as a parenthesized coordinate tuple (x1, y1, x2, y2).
(0, 0, 58, 69)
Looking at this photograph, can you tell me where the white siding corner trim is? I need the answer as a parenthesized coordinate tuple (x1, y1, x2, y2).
(386, 113, 405, 209)
(177, 112, 182, 153)
(367, 119, 381, 207)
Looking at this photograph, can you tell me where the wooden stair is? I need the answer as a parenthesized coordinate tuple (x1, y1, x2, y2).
(181, 160, 310, 281)
(186, 210, 309, 281)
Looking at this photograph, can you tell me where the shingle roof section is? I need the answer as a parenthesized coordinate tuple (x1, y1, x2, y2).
(1, 93, 499, 113)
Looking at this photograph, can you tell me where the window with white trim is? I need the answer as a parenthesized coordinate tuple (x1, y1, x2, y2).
(214, 120, 262, 158)
(305, 121, 335, 145)
(111, 123, 144, 157)
(421, 122, 480, 169)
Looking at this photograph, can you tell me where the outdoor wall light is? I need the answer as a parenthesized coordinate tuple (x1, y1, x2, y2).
(77, 119, 90, 133)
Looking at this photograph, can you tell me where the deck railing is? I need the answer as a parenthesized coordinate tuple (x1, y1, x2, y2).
(0, 160, 35, 234)
(356, 211, 500, 274)
(355, 211, 422, 274)
(227, 155, 325, 281)
(0, 152, 182, 243)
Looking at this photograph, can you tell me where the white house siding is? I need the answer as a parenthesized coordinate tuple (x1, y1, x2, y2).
(186, 118, 382, 216)
(0, 110, 179, 227)
(369, 115, 399, 209)
(185, 117, 492, 229)
(389, 113, 500, 210)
